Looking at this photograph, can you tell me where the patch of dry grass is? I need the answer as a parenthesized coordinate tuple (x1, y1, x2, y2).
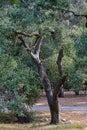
(0, 111, 87, 130)
(0, 123, 86, 130)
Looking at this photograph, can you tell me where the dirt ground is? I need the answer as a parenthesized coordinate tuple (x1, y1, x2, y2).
(35, 91, 87, 106)
(35, 111, 87, 125)
(35, 91, 87, 125)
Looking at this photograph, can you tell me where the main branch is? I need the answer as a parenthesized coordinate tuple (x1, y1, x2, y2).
(53, 49, 65, 99)
(57, 49, 63, 75)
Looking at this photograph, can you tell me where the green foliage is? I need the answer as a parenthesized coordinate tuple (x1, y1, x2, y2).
(0, 0, 87, 116)
(0, 53, 41, 115)
(44, 54, 59, 86)
(75, 30, 87, 57)
(57, 0, 70, 8)
(63, 38, 76, 58)
(0, 3, 42, 115)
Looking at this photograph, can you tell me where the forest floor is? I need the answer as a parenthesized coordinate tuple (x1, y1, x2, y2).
(0, 91, 87, 130)
(34, 91, 87, 125)
(35, 91, 87, 106)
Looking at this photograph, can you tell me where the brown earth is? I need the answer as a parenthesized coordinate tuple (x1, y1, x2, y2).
(35, 91, 87, 125)
(35, 91, 87, 106)
(35, 111, 87, 125)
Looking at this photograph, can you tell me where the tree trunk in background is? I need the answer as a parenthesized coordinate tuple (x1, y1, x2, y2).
(57, 49, 64, 98)
(58, 85, 64, 97)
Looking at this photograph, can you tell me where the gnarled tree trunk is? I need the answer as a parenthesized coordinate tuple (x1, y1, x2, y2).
(33, 53, 65, 124)
(13, 9, 87, 124)
(15, 31, 66, 124)
(36, 62, 59, 124)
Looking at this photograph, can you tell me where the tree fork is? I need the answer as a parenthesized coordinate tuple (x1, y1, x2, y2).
(15, 31, 66, 124)
(36, 62, 60, 124)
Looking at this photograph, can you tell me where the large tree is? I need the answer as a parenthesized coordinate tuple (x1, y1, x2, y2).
(13, 29, 66, 124)
(0, 0, 87, 124)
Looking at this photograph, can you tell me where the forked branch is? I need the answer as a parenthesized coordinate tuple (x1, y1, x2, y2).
(14, 29, 43, 62)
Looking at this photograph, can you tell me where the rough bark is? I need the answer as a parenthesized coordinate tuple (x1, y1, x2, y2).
(57, 49, 65, 97)
(33, 52, 65, 124)
(50, 98, 59, 124)
(36, 61, 59, 124)
(57, 49, 63, 75)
